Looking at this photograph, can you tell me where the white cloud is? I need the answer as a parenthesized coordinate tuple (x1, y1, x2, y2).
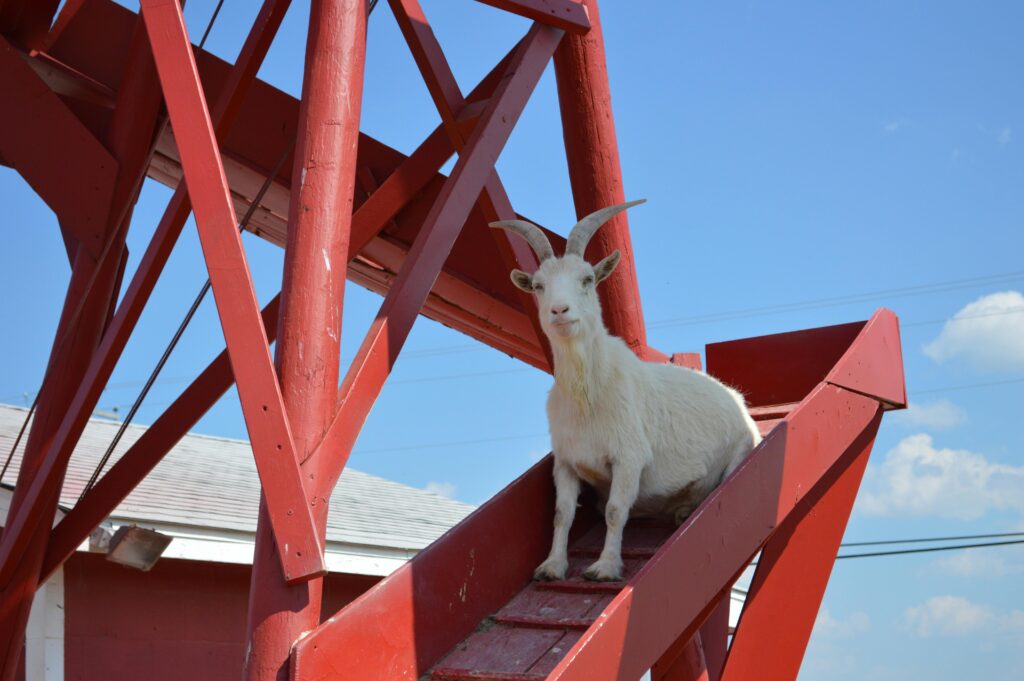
(813, 608, 870, 638)
(424, 481, 456, 498)
(905, 596, 1024, 638)
(857, 434, 1024, 520)
(936, 549, 1023, 577)
(997, 127, 1012, 145)
(905, 596, 992, 637)
(923, 291, 1024, 371)
(891, 399, 967, 430)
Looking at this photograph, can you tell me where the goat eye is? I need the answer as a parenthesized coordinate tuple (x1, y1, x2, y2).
(533, 283, 545, 292)
(583, 276, 595, 287)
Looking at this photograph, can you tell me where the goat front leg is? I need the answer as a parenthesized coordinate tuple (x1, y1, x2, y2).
(584, 460, 641, 582)
(534, 460, 581, 581)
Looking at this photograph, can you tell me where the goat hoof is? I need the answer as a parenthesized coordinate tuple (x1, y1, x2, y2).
(533, 558, 568, 581)
(583, 559, 622, 582)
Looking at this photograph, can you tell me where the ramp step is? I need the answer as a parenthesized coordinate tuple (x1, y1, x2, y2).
(430, 626, 581, 681)
(429, 522, 670, 679)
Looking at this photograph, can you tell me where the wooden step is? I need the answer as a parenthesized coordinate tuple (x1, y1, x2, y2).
(430, 625, 581, 681)
(427, 519, 677, 680)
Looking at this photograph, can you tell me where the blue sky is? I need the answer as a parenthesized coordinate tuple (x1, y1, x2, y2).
(2, 1, 1023, 678)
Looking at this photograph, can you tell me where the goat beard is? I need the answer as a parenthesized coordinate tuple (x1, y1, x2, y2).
(559, 341, 593, 418)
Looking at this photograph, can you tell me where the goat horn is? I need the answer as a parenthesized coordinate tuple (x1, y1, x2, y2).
(565, 199, 646, 257)
(489, 219, 555, 262)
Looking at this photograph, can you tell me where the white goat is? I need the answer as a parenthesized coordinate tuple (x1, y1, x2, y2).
(491, 201, 761, 582)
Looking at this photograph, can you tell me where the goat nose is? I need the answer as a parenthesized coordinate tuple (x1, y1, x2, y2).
(551, 304, 570, 316)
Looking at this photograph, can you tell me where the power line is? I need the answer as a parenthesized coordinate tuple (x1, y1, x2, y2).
(841, 531, 1024, 547)
(647, 270, 1024, 329)
(913, 377, 1024, 395)
(4, 286, 1022, 404)
(836, 538, 1024, 560)
(354, 432, 549, 455)
(901, 306, 1024, 329)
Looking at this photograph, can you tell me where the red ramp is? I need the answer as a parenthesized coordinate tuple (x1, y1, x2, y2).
(291, 309, 905, 681)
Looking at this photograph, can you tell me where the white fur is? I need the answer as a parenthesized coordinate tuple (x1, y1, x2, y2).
(514, 253, 761, 582)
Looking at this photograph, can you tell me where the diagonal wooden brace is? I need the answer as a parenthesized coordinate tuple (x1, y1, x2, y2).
(390, 0, 552, 369)
(140, 0, 324, 582)
(719, 416, 880, 681)
(306, 22, 565, 491)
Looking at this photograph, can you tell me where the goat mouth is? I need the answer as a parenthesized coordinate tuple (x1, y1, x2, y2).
(549, 319, 579, 335)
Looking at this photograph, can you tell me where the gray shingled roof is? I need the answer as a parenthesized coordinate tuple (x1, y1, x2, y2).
(0, 404, 473, 551)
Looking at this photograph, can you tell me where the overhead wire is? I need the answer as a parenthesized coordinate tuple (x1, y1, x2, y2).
(836, 538, 1024, 560)
(840, 531, 1024, 547)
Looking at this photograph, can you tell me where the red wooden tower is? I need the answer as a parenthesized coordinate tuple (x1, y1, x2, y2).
(0, 1, 906, 679)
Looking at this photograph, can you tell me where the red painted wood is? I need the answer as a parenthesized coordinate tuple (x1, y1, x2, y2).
(433, 627, 565, 678)
(553, 0, 648, 355)
(0, 0, 60, 48)
(670, 353, 703, 371)
(39, 295, 283, 583)
(473, 0, 590, 33)
(706, 321, 865, 408)
(825, 309, 907, 408)
(651, 634, 708, 681)
(390, 0, 552, 371)
(697, 596, 729, 681)
(290, 458, 568, 680)
(244, 0, 367, 677)
(141, 0, 324, 581)
(720, 414, 881, 681)
(0, 34, 117, 259)
(306, 23, 564, 493)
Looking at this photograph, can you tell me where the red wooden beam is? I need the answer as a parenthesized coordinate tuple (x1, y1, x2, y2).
(0, 34, 117, 259)
(140, 0, 324, 582)
(719, 419, 877, 681)
(651, 634, 709, 681)
(389, 0, 552, 370)
(0, 0, 61, 48)
(37, 295, 282, 583)
(697, 595, 729, 681)
(305, 23, 564, 490)
(553, 0, 649, 355)
(0, 14, 162, 675)
(0, 0, 294, 587)
(472, 0, 590, 34)
(244, 0, 368, 676)
(0, 230, 127, 681)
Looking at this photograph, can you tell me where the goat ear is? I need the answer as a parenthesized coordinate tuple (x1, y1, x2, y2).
(510, 269, 534, 292)
(593, 250, 621, 283)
